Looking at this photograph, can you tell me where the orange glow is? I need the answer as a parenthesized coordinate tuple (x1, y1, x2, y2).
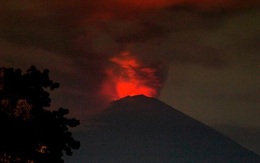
(102, 51, 161, 99)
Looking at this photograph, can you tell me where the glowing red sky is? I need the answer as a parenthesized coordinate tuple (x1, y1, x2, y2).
(101, 51, 162, 100)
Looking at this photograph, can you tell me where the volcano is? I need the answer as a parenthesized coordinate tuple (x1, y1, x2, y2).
(78, 95, 259, 163)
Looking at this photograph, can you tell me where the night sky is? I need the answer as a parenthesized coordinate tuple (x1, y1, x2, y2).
(0, 0, 259, 156)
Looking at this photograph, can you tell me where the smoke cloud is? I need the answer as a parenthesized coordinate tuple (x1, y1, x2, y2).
(101, 51, 164, 100)
(0, 0, 259, 116)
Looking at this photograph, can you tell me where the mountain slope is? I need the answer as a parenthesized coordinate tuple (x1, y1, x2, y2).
(82, 95, 260, 163)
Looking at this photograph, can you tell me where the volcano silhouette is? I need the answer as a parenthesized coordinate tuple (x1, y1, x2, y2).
(82, 95, 259, 163)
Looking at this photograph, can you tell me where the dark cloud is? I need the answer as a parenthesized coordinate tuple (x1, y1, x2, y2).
(0, 0, 258, 50)
(0, 1, 259, 117)
(112, 21, 170, 43)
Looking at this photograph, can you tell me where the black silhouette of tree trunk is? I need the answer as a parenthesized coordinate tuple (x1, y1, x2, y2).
(0, 66, 80, 163)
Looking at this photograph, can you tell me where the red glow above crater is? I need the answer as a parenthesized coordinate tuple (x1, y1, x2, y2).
(101, 51, 162, 100)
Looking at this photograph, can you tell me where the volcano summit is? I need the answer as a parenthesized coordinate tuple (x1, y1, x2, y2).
(74, 95, 260, 163)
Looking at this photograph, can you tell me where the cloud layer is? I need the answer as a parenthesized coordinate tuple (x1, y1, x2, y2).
(0, 1, 259, 120)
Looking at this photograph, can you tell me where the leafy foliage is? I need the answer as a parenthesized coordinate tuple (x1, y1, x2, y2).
(0, 66, 80, 163)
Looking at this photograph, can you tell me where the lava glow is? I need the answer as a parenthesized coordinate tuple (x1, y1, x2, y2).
(102, 51, 162, 99)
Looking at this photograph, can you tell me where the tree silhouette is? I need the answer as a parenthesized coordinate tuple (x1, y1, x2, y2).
(0, 66, 80, 163)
